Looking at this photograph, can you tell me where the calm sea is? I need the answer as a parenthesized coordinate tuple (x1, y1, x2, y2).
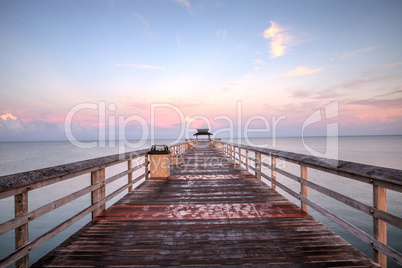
(0, 136, 401, 267)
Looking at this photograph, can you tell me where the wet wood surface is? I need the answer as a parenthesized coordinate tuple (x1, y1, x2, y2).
(33, 141, 379, 267)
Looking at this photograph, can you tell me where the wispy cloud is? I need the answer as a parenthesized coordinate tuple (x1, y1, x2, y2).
(216, 29, 227, 37)
(340, 46, 377, 59)
(132, 11, 149, 29)
(263, 21, 289, 58)
(291, 76, 386, 99)
(173, 0, 192, 14)
(366, 61, 402, 74)
(375, 86, 402, 98)
(347, 97, 402, 109)
(175, 34, 181, 47)
(253, 59, 265, 70)
(281, 66, 323, 78)
(292, 89, 341, 100)
(116, 63, 165, 70)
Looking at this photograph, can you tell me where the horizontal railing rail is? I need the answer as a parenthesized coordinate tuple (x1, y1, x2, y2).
(214, 141, 402, 268)
(0, 141, 193, 268)
(169, 140, 196, 156)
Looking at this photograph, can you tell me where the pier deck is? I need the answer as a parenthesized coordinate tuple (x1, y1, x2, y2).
(33, 141, 379, 267)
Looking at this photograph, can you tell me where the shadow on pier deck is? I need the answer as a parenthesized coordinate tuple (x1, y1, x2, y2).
(33, 140, 379, 267)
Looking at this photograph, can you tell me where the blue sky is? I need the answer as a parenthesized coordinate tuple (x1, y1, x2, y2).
(1, 0, 402, 141)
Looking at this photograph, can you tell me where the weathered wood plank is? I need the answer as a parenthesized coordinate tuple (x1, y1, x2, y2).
(220, 142, 402, 189)
(32, 141, 380, 267)
(301, 165, 308, 212)
(0, 149, 150, 198)
(373, 185, 387, 267)
(0, 173, 146, 268)
(14, 191, 28, 268)
(271, 156, 277, 190)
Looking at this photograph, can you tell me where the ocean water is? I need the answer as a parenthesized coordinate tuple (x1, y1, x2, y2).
(0, 136, 401, 267)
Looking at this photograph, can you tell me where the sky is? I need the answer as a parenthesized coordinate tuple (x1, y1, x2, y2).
(1, 0, 402, 141)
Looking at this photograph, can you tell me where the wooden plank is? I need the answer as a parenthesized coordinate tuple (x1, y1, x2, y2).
(14, 191, 28, 268)
(302, 195, 401, 266)
(223, 142, 402, 190)
(0, 149, 150, 198)
(145, 154, 149, 180)
(301, 165, 308, 213)
(246, 150, 249, 171)
(238, 147, 241, 166)
(96, 203, 308, 221)
(0, 173, 146, 268)
(91, 169, 105, 219)
(105, 163, 145, 185)
(271, 156, 276, 190)
(255, 152, 261, 179)
(128, 159, 133, 192)
(373, 185, 387, 267)
(0, 180, 103, 236)
(0, 163, 146, 236)
(262, 161, 402, 229)
(31, 142, 380, 267)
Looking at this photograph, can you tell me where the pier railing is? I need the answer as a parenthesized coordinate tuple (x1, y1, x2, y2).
(1, 139, 401, 267)
(214, 140, 402, 268)
(0, 141, 193, 268)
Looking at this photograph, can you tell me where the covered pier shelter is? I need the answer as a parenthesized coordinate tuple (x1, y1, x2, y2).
(193, 128, 213, 140)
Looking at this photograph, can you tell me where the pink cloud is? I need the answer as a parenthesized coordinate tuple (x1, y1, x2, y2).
(115, 63, 165, 70)
(281, 66, 323, 78)
(263, 21, 289, 58)
(0, 113, 18, 121)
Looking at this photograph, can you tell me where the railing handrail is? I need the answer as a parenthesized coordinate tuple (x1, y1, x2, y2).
(0, 140, 193, 268)
(0, 148, 149, 199)
(214, 140, 402, 267)
(222, 141, 402, 190)
(0, 141, 195, 199)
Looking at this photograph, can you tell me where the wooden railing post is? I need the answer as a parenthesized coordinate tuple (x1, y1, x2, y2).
(301, 165, 308, 212)
(15, 191, 29, 268)
(246, 150, 249, 171)
(145, 154, 149, 180)
(91, 168, 106, 219)
(255, 152, 261, 179)
(238, 147, 241, 166)
(373, 185, 387, 268)
(128, 159, 133, 192)
(232, 146, 235, 161)
(271, 156, 276, 190)
(233, 146, 236, 163)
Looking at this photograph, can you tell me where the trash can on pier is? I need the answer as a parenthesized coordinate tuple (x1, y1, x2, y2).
(148, 145, 171, 179)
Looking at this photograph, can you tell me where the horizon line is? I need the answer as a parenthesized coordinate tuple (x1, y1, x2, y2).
(1, 134, 401, 143)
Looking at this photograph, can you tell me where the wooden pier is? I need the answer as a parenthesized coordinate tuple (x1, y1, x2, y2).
(31, 141, 379, 267)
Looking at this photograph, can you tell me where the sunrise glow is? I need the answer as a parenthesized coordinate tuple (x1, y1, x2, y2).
(0, 114, 17, 121)
(0, 0, 401, 141)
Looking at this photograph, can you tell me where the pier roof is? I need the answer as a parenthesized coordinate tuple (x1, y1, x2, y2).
(193, 128, 213, 136)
